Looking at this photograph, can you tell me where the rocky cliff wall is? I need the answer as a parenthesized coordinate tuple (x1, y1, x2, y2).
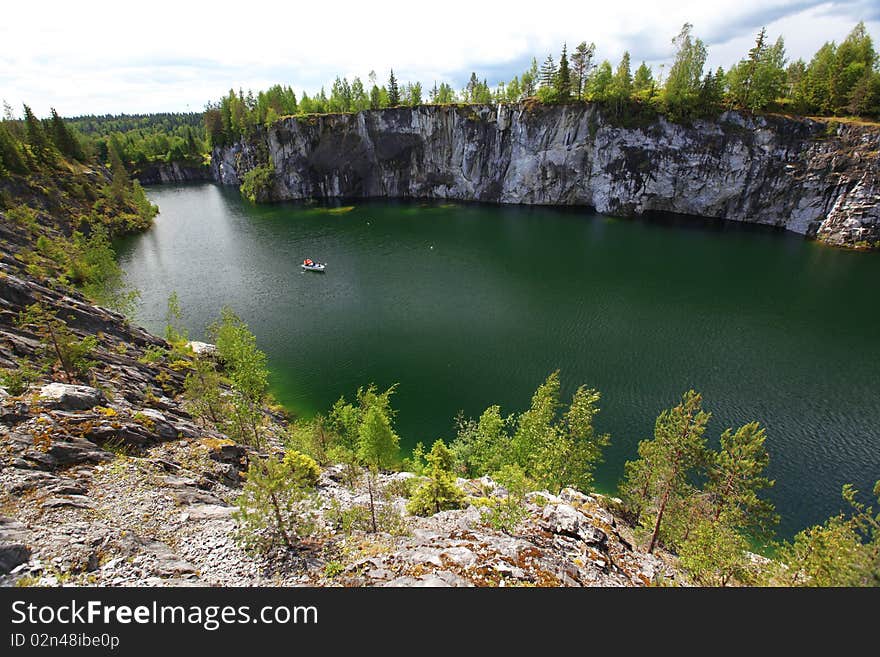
(136, 161, 212, 185)
(212, 103, 880, 249)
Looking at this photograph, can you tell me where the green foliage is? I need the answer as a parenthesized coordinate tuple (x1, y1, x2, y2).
(0, 358, 44, 395)
(323, 561, 344, 578)
(663, 23, 709, 117)
(705, 421, 778, 539)
(6, 205, 39, 230)
(620, 390, 710, 552)
(450, 405, 509, 477)
(357, 405, 400, 471)
(633, 61, 655, 98)
(234, 451, 321, 553)
(387, 70, 400, 107)
(164, 291, 187, 345)
(539, 54, 557, 89)
(25, 223, 138, 315)
(678, 518, 752, 586)
(239, 161, 275, 203)
(407, 440, 465, 516)
(183, 357, 225, 427)
(0, 123, 28, 174)
(571, 42, 596, 100)
(209, 308, 270, 447)
(72, 227, 139, 314)
(727, 29, 788, 112)
(480, 463, 532, 533)
(69, 111, 206, 166)
(324, 383, 399, 466)
(16, 302, 97, 383)
(24, 104, 57, 166)
(286, 414, 334, 464)
(324, 485, 409, 536)
(451, 371, 609, 494)
(49, 108, 83, 161)
(555, 44, 573, 101)
(137, 345, 167, 364)
(765, 481, 879, 586)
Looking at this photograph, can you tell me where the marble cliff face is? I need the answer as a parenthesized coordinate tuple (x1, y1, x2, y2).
(212, 103, 880, 248)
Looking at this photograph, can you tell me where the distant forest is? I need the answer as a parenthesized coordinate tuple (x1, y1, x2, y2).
(66, 113, 206, 169)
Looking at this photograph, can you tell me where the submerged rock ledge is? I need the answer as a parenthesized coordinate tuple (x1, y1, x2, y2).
(212, 103, 880, 249)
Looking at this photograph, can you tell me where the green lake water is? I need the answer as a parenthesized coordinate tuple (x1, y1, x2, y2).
(118, 183, 880, 538)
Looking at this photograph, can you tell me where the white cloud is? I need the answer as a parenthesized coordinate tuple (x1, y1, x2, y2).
(1, 0, 877, 116)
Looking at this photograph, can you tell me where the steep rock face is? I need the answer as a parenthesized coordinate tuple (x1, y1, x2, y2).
(136, 161, 212, 185)
(212, 104, 880, 248)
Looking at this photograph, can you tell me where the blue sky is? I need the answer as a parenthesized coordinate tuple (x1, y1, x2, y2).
(1, 0, 878, 117)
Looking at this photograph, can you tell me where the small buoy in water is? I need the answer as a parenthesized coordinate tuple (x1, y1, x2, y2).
(430, 245, 434, 250)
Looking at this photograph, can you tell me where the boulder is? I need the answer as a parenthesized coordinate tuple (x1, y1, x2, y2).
(39, 383, 104, 410)
(183, 504, 235, 521)
(186, 341, 217, 356)
(540, 504, 608, 549)
(136, 408, 178, 440)
(559, 487, 595, 506)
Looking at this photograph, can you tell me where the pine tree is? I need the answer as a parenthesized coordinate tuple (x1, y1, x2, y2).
(620, 390, 710, 552)
(0, 123, 27, 174)
(743, 27, 768, 108)
(407, 440, 465, 516)
(466, 72, 480, 102)
(705, 421, 778, 539)
(555, 44, 572, 101)
(234, 451, 320, 553)
(633, 61, 655, 97)
(357, 405, 400, 471)
(539, 54, 557, 89)
(387, 70, 400, 106)
(16, 303, 97, 383)
(108, 143, 130, 204)
(571, 42, 596, 100)
(48, 108, 82, 160)
(609, 51, 633, 111)
(23, 104, 54, 165)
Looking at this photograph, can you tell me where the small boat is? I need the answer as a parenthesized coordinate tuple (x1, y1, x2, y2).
(301, 258, 326, 272)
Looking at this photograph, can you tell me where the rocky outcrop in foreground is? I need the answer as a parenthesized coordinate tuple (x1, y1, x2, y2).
(213, 104, 880, 249)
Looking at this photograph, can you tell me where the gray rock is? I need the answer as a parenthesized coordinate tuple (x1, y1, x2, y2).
(541, 504, 608, 549)
(41, 495, 94, 510)
(212, 105, 880, 249)
(0, 517, 30, 543)
(559, 487, 595, 506)
(139, 539, 198, 577)
(383, 574, 453, 587)
(440, 546, 478, 567)
(38, 383, 104, 410)
(162, 475, 198, 488)
(185, 341, 217, 356)
(184, 504, 235, 520)
(172, 488, 225, 506)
